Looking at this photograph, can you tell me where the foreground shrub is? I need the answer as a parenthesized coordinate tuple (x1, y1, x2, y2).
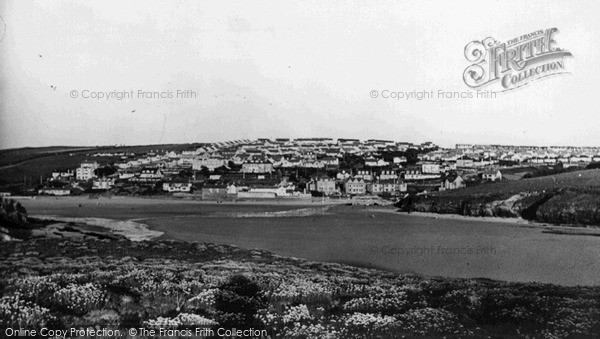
(50, 283, 105, 315)
(282, 304, 312, 324)
(14, 276, 59, 307)
(396, 307, 462, 335)
(143, 312, 218, 328)
(343, 312, 397, 337)
(214, 274, 266, 328)
(342, 292, 408, 315)
(0, 293, 55, 327)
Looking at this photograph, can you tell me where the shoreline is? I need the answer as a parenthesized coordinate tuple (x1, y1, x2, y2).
(14, 194, 353, 206)
(390, 210, 600, 234)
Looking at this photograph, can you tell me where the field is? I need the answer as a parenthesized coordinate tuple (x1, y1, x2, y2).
(0, 146, 98, 167)
(438, 168, 600, 198)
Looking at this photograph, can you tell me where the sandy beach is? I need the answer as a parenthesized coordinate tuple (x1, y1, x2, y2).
(392, 210, 600, 235)
(16, 194, 351, 207)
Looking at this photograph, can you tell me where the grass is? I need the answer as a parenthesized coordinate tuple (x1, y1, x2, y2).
(438, 168, 600, 198)
(0, 154, 118, 190)
(0, 146, 97, 167)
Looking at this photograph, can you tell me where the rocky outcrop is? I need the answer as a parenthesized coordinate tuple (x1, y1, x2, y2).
(0, 197, 32, 240)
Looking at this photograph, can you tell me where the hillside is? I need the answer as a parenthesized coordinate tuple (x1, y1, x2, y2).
(440, 169, 600, 197)
(0, 144, 203, 192)
(399, 169, 600, 226)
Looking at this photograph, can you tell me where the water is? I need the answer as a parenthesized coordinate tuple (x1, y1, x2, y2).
(27, 199, 600, 286)
(144, 207, 600, 286)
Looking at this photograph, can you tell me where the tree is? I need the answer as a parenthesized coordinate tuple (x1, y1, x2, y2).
(198, 166, 211, 178)
(94, 166, 117, 177)
(228, 161, 241, 172)
(340, 154, 365, 169)
(213, 165, 230, 175)
(177, 168, 193, 179)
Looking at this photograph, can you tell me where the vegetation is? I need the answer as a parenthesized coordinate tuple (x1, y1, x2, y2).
(94, 166, 118, 178)
(0, 197, 31, 238)
(1, 237, 599, 338)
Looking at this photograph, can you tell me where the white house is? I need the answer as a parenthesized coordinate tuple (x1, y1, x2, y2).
(76, 161, 99, 181)
(51, 170, 74, 181)
(38, 188, 71, 196)
(379, 170, 398, 180)
(440, 176, 466, 191)
(247, 185, 290, 197)
(354, 170, 373, 181)
(307, 178, 338, 195)
(345, 178, 367, 195)
(482, 169, 502, 181)
(336, 170, 351, 180)
(456, 158, 474, 168)
(404, 170, 441, 180)
(92, 178, 115, 190)
(119, 172, 136, 180)
(365, 158, 389, 167)
(393, 157, 408, 164)
(242, 161, 274, 173)
(162, 182, 192, 192)
(421, 163, 441, 174)
(138, 167, 164, 182)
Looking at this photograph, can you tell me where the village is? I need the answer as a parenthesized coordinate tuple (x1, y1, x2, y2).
(33, 138, 600, 202)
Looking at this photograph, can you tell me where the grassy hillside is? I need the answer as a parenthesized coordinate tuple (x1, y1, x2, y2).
(438, 168, 600, 198)
(0, 144, 203, 192)
(401, 169, 600, 226)
(0, 146, 99, 167)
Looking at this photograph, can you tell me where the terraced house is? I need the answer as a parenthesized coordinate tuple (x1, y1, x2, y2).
(308, 178, 338, 195)
(345, 178, 366, 195)
(137, 167, 164, 182)
(192, 156, 227, 171)
(241, 160, 273, 174)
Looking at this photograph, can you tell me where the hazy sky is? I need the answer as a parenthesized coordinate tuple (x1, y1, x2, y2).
(0, 0, 598, 149)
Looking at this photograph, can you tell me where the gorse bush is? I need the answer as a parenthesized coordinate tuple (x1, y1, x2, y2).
(143, 312, 218, 328)
(396, 307, 462, 336)
(214, 274, 266, 328)
(0, 293, 54, 327)
(343, 312, 397, 333)
(282, 304, 312, 324)
(50, 283, 105, 315)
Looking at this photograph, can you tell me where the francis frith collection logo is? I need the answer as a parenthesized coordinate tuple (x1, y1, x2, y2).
(463, 28, 572, 91)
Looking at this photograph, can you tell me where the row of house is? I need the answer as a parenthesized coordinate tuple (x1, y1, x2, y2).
(307, 178, 408, 196)
(447, 144, 600, 166)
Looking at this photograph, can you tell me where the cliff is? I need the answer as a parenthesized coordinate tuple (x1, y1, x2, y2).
(397, 188, 600, 227)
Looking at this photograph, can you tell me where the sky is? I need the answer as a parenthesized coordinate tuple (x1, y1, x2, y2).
(0, 0, 598, 149)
